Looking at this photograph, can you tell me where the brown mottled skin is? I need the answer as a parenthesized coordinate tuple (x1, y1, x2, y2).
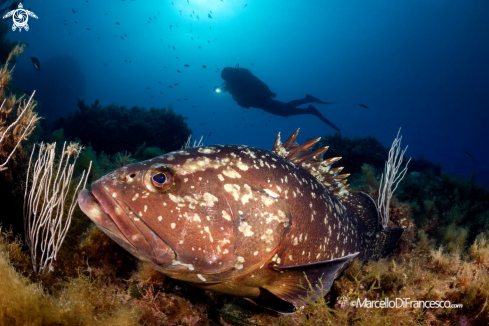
(78, 134, 403, 313)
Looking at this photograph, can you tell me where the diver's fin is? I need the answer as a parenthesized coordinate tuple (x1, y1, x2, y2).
(305, 94, 340, 105)
(307, 105, 341, 132)
(261, 252, 359, 308)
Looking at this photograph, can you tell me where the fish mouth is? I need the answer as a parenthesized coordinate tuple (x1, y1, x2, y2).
(78, 186, 175, 265)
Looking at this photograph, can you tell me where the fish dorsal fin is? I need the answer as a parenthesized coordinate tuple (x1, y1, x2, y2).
(272, 129, 350, 198)
(259, 252, 359, 309)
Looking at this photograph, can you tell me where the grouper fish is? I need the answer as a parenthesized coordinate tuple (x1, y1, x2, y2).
(78, 130, 403, 313)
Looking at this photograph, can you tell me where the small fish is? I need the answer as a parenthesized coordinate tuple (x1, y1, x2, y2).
(30, 57, 40, 71)
(244, 4, 248, 8)
(116, 22, 120, 25)
(174, 83, 179, 85)
(125, 33, 127, 37)
(176, 57, 179, 59)
(184, 64, 190, 67)
(359, 104, 370, 109)
(191, 37, 194, 40)
(103, 63, 107, 66)
(170, 25, 172, 29)
(208, 13, 213, 19)
(464, 152, 476, 162)
(177, 70, 181, 73)
(251, 63, 254, 66)
(121, 36, 124, 40)
(196, 15, 199, 20)
(177, 99, 181, 101)
(198, 45, 201, 49)
(146, 87, 150, 90)
(202, 65, 206, 69)
(149, 17, 152, 21)
(207, 40, 210, 43)
(78, 130, 403, 314)
(168, 85, 173, 88)
(86, 28, 91, 30)
(72, 9, 77, 13)
(172, 46, 176, 50)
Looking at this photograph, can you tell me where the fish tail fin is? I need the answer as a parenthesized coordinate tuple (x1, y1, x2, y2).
(342, 192, 404, 260)
(363, 227, 404, 260)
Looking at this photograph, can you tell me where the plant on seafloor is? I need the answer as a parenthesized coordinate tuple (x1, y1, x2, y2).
(0, 44, 40, 174)
(377, 128, 411, 229)
(23, 141, 91, 273)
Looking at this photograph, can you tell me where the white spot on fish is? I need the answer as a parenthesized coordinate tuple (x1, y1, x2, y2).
(201, 192, 218, 207)
(224, 184, 240, 201)
(222, 167, 241, 178)
(197, 274, 207, 282)
(235, 256, 245, 270)
(203, 226, 213, 242)
(221, 210, 231, 221)
(132, 193, 139, 201)
(171, 223, 176, 229)
(218, 174, 224, 181)
(198, 147, 216, 154)
(263, 189, 280, 198)
(172, 260, 194, 270)
(158, 216, 162, 221)
(236, 160, 249, 171)
(238, 222, 254, 237)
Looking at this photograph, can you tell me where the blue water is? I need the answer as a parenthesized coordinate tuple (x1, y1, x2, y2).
(7, 0, 489, 186)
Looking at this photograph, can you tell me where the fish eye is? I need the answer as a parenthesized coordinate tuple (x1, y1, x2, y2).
(145, 168, 174, 192)
(151, 171, 172, 190)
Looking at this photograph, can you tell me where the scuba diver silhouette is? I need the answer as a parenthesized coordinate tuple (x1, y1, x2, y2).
(215, 64, 341, 131)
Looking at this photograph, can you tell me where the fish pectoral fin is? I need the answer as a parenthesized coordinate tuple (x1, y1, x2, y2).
(261, 252, 359, 308)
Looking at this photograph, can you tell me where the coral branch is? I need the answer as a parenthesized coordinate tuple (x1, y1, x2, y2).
(377, 128, 411, 229)
(23, 142, 91, 273)
(0, 92, 38, 170)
